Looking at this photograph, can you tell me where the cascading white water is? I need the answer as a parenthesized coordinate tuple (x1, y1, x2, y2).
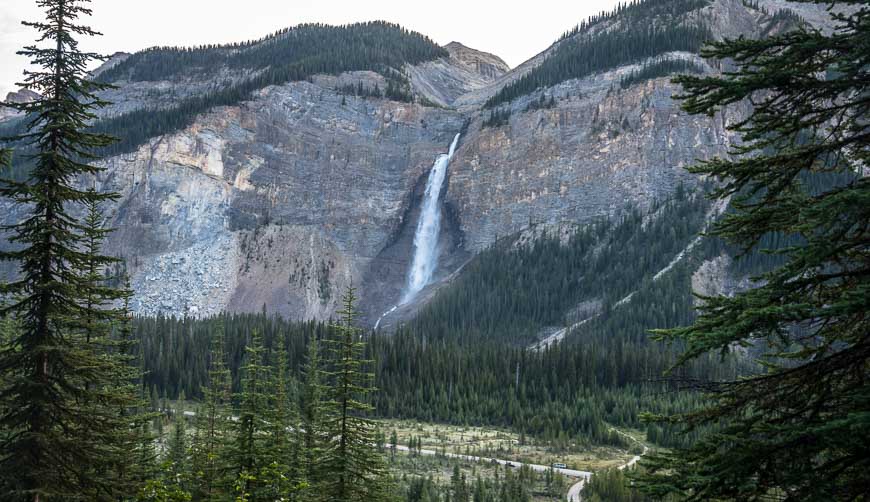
(373, 305, 397, 331)
(401, 133, 461, 304)
(373, 133, 461, 330)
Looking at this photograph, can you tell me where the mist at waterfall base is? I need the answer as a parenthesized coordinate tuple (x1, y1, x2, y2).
(374, 133, 461, 330)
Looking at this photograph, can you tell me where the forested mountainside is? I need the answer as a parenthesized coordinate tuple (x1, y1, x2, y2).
(485, 0, 715, 108)
(98, 22, 447, 83)
(146, 158, 856, 434)
(481, 0, 811, 109)
(0, 0, 844, 327)
(2, 0, 865, 499)
(0, 22, 448, 160)
(129, 186, 749, 450)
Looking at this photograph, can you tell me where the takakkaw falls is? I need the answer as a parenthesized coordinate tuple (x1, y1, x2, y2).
(375, 133, 461, 330)
(1, 1, 864, 499)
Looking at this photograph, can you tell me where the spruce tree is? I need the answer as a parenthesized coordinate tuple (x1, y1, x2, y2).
(0, 1, 135, 498)
(169, 390, 189, 485)
(114, 274, 158, 492)
(259, 336, 300, 499)
(320, 287, 391, 501)
(190, 324, 232, 500)
(638, 3, 870, 500)
(228, 330, 271, 500)
(299, 333, 326, 499)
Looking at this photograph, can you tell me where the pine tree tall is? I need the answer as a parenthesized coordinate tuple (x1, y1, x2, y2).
(169, 390, 189, 485)
(260, 336, 301, 499)
(0, 1, 135, 499)
(228, 330, 272, 500)
(190, 322, 232, 499)
(320, 287, 391, 501)
(299, 333, 325, 500)
(105, 270, 156, 493)
(638, 2, 870, 500)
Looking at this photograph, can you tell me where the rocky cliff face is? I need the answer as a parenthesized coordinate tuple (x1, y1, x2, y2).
(91, 81, 463, 320)
(446, 53, 740, 252)
(0, 0, 844, 324)
(0, 88, 39, 121)
(407, 42, 509, 108)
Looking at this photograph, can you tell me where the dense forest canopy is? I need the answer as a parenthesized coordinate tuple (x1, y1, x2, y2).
(129, 188, 754, 451)
(409, 186, 712, 345)
(486, 0, 713, 108)
(98, 21, 447, 83)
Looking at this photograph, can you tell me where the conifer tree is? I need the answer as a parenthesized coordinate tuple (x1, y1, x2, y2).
(0, 1, 136, 497)
(259, 336, 301, 499)
(299, 333, 326, 498)
(638, 3, 870, 500)
(0, 148, 9, 173)
(169, 390, 189, 485)
(190, 325, 232, 500)
(320, 287, 391, 501)
(115, 274, 159, 492)
(228, 330, 272, 499)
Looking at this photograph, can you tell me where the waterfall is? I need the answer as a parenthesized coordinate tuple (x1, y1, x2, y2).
(401, 133, 461, 304)
(373, 133, 460, 330)
(373, 305, 397, 331)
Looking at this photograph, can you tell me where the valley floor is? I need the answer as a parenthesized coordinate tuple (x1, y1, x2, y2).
(378, 419, 650, 501)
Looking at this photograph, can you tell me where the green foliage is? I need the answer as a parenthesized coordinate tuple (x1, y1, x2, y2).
(169, 391, 189, 483)
(128, 187, 742, 451)
(226, 330, 277, 499)
(481, 107, 511, 128)
(409, 188, 711, 345)
(619, 57, 706, 89)
(524, 93, 557, 112)
(486, 0, 712, 108)
(583, 467, 652, 502)
(133, 313, 322, 399)
(189, 328, 232, 500)
(338, 80, 384, 99)
(136, 470, 192, 502)
(397, 463, 547, 502)
(557, 0, 711, 42)
(371, 330, 722, 450)
(99, 22, 446, 83)
(637, 3, 870, 500)
(0, 1, 141, 498)
(300, 334, 327, 497)
(128, 290, 393, 501)
(319, 287, 392, 501)
(89, 22, 443, 156)
(0, 148, 9, 175)
(383, 68, 416, 103)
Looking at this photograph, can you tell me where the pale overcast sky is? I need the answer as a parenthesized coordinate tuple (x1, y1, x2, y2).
(1, 0, 622, 97)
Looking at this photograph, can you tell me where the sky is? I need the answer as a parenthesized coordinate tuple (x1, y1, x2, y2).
(0, 0, 623, 97)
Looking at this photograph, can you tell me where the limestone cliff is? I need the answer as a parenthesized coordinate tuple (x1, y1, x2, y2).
(0, 0, 844, 325)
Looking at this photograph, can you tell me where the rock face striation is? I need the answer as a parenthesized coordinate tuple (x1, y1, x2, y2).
(0, 0, 844, 324)
(93, 82, 464, 320)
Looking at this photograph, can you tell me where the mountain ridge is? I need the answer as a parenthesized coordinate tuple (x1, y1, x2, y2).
(0, 0, 845, 329)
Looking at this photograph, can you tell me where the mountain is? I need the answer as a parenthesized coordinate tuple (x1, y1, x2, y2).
(0, 88, 39, 122)
(0, 0, 844, 333)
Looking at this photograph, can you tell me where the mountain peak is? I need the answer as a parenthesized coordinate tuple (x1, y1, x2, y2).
(444, 41, 510, 78)
(4, 88, 39, 104)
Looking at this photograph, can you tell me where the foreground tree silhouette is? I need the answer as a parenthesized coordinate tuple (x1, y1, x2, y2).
(0, 0, 133, 499)
(639, 2, 869, 500)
